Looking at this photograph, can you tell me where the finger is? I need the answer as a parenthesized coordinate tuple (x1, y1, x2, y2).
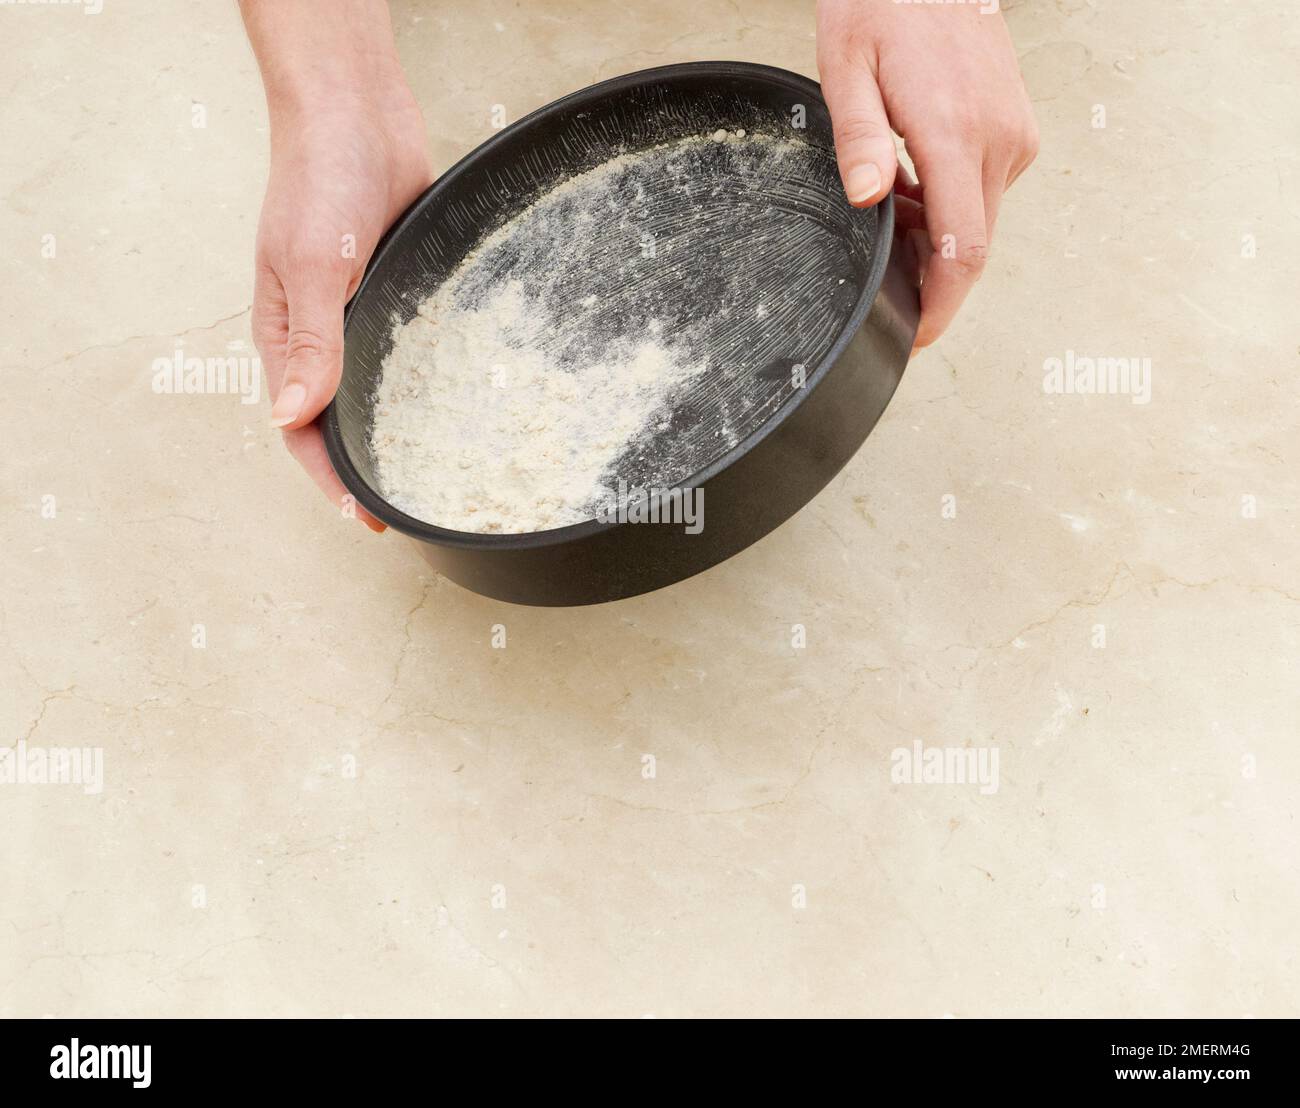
(1007, 115, 1040, 188)
(270, 263, 349, 431)
(911, 153, 989, 348)
(908, 228, 933, 286)
(893, 193, 926, 234)
(283, 425, 386, 533)
(251, 262, 289, 393)
(894, 161, 924, 204)
(982, 163, 1005, 240)
(819, 53, 898, 208)
(1006, 148, 1034, 189)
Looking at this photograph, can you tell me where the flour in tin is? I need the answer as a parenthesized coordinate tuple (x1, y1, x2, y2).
(371, 131, 803, 533)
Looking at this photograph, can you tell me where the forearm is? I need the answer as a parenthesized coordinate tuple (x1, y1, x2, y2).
(238, 0, 413, 126)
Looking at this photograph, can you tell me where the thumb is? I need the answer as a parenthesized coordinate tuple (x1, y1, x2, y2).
(270, 266, 348, 431)
(819, 56, 898, 208)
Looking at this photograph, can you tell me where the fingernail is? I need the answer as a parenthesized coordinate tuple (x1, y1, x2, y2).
(364, 518, 387, 534)
(270, 382, 307, 428)
(845, 162, 882, 204)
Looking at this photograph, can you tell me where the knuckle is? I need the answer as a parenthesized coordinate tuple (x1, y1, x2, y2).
(835, 108, 890, 146)
(952, 239, 989, 276)
(281, 241, 318, 272)
(987, 105, 1040, 163)
(1020, 117, 1041, 161)
(816, 2, 862, 50)
(994, 110, 1034, 149)
(284, 326, 338, 366)
(815, 41, 842, 75)
(931, 102, 982, 146)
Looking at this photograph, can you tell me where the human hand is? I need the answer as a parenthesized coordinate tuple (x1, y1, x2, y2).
(816, 0, 1039, 347)
(243, 1, 433, 531)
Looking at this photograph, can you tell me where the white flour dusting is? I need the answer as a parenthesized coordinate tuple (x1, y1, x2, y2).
(371, 129, 823, 534)
(373, 281, 700, 533)
(369, 138, 737, 534)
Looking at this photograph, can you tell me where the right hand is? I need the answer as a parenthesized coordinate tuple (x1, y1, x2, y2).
(816, 0, 1039, 348)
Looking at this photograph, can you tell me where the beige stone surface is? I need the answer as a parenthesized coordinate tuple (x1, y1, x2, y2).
(1, 0, 1297, 1017)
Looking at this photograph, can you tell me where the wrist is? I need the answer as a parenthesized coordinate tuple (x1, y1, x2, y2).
(264, 57, 417, 132)
(241, 0, 417, 129)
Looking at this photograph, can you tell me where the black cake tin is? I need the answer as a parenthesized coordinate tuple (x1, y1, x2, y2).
(324, 61, 920, 606)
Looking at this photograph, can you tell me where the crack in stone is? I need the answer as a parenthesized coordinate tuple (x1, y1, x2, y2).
(11, 305, 252, 377)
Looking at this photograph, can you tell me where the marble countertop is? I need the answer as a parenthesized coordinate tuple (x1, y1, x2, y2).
(1, 0, 1296, 1017)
